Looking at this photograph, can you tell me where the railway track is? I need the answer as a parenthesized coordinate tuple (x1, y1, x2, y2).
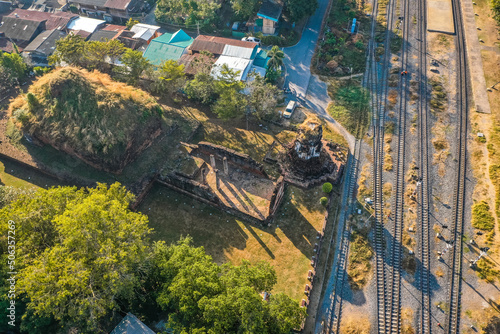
(416, 0, 432, 331)
(386, 0, 411, 330)
(370, 0, 399, 330)
(445, 0, 469, 331)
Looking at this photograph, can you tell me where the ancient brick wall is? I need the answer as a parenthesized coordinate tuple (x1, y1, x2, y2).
(196, 142, 268, 177)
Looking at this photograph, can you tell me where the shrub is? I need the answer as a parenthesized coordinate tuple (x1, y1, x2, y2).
(472, 201, 495, 231)
(320, 197, 328, 206)
(322, 182, 333, 193)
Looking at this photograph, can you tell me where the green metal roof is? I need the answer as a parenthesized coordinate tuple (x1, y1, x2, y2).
(143, 29, 193, 66)
(253, 49, 269, 69)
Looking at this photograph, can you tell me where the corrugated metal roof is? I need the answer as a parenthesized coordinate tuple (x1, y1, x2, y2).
(7, 9, 77, 30)
(257, 0, 283, 22)
(24, 29, 66, 55)
(222, 44, 256, 59)
(0, 17, 43, 42)
(103, 0, 131, 10)
(152, 30, 192, 47)
(110, 313, 155, 334)
(143, 41, 186, 65)
(178, 53, 215, 75)
(130, 24, 159, 40)
(211, 55, 253, 81)
(67, 17, 105, 33)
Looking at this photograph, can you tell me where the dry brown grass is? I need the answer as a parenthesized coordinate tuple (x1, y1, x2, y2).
(340, 314, 371, 333)
(358, 163, 373, 200)
(401, 308, 415, 334)
(384, 153, 393, 171)
(388, 89, 398, 108)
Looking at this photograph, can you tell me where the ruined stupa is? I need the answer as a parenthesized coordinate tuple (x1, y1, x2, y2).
(280, 115, 345, 187)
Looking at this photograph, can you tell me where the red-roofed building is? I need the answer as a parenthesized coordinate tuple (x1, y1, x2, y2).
(7, 9, 78, 31)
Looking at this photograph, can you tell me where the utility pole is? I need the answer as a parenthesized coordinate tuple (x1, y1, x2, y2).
(196, 21, 200, 36)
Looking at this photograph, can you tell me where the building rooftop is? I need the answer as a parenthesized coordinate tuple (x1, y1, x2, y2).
(110, 313, 155, 334)
(103, 0, 132, 10)
(211, 55, 253, 81)
(88, 29, 118, 41)
(7, 9, 77, 30)
(130, 23, 160, 40)
(24, 28, 66, 55)
(257, 0, 283, 22)
(0, 16, 44, 41)
(143, 29, 193, 65)
(67, 16, 105, 33)
(68, 0, 107, 8)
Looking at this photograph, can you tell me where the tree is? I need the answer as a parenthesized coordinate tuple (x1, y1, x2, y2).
(184, 72, 217, 105)
(152, 240, 306, 333)
(212, 89, 246, 119)
(493, 0, 500, 24)
(246, 73, 281, 119)
(155, 0, 220, 26)
(85, 41, 110, 72)
(320, 197, 328, 205)
(49, 33, 87, 67)
(0, 183, 152, 333)
(285, 0, 318, 22)
(0, 51, 26, 90)
(267, 45, 285, 71)
(119, 49, 151, 84)
(156, 60, 186, 94)
(322, 182, 333, 193)
(126, 18, 139, 30)
(230, 0, 260, 20)
(265, 67, 281, 84)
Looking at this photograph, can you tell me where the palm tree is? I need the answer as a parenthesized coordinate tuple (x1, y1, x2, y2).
(267, 45, 285, 71)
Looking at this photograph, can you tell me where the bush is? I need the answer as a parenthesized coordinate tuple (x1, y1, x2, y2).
(320, 197, 328, 206)
(322, 182, 333, 193)
(472, 201, 495, 231)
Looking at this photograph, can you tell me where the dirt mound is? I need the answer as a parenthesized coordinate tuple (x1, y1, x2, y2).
(9, 67, 163, 173)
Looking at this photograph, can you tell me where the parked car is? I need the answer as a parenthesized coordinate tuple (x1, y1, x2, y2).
(241, 36, 261, 46)
(283, 101, 297, 119)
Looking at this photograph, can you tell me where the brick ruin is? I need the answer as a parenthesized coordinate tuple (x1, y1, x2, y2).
(280, 118, 345, 189)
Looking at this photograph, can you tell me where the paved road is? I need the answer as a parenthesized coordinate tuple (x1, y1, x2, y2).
(283, 0, 356, 151)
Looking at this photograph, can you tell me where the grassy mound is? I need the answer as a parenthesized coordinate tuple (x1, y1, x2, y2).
(9, 67, 163, 172)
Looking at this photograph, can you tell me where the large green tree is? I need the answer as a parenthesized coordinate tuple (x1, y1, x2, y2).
(230, 0, 261, 20)
(119, 49, 151, 84)
(0, 183, 151, 333)
(155, 0, 220, 25)
(49, 33, 87, 67)
(267, 45, 285, 71)
(285, 0, 318, 22)
(184, 72, 217, 105)
(152, 238, 306, 333)
(156, 60, 186, 94)
(246, 73, 281, 119)
(0, 51, 27, 90)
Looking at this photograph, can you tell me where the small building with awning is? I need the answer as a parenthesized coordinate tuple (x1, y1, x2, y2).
(257, 0, 283, 35)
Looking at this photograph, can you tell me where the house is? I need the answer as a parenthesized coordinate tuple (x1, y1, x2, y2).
(143, 29, 193, 66)
(109, 313, 155, 334)
(0, 17, 45, 49)
(67, 16, 106, 34)
(185, 34, 267, 82)
(22, 29, 66, 65)
(89, 26, 144, 49)
(129, 23, 160, 44)
(68, 0, 146, 20)
(7, 9, 78, 31)
(189, 35, 258, 57)
(104, 0, 143, 20)
(257, 0, 283, 34)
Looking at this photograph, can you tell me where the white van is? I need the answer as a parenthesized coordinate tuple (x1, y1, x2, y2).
(283, 101, 297, 119)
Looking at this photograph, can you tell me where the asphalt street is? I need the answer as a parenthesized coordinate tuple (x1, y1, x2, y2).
(283, 0, 355, 151)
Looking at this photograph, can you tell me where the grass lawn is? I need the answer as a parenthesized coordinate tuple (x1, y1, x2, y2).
(0, 158, 63, 189)
(139, 183, 331, 301)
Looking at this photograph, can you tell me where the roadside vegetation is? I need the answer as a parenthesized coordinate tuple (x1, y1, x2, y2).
(472, 200, 495, 231)
(327, 79, 371, 137)
(314, 0, 370, 76)
(475, 257, 500, 283)
(154, 0, 316, 46)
